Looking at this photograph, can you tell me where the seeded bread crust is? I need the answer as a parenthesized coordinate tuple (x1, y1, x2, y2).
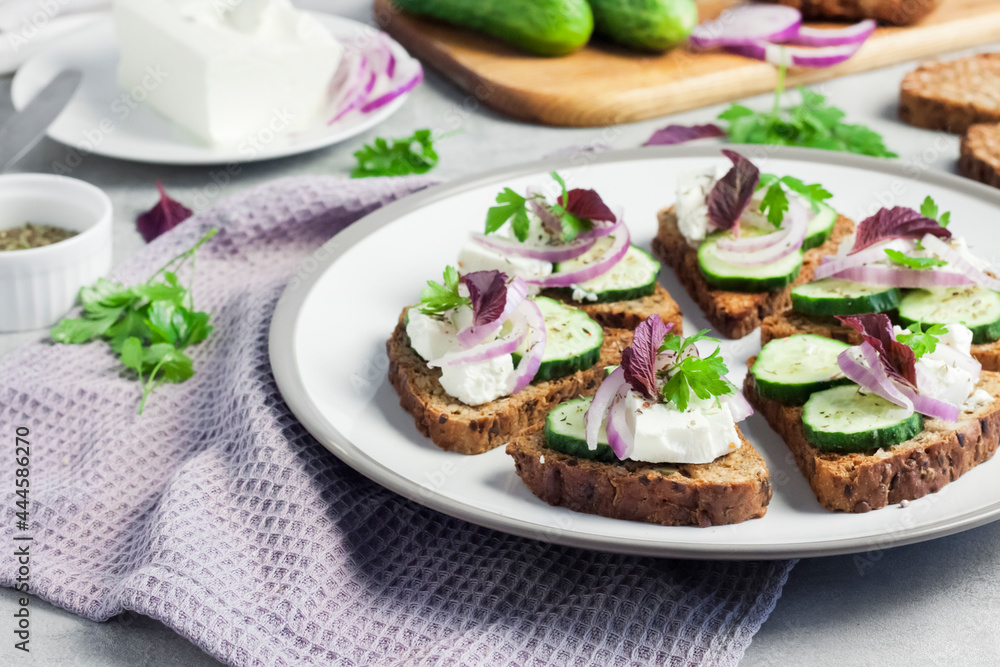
(543, 283, 683, 331)
(744, 360, 1000, 512)
(900, 54, 1000, 133)
(760, 310, 1000, 371)
(767, 0, 939, 25)
(959, 123, 1000, 188)
(506, 429, 771, 527)
(387, 310, 633, 455)
(651, 206, 854, 339)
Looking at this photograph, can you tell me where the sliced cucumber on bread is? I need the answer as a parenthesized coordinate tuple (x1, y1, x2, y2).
(802, 203, 838, 251)
(513, 296, 603, 382)
(898, 287, 1000, 344)
(697, 234, 803, 292)
(751, 335, 852, 405)
(543, 397, 617, 462)
(792, 278, 901, 316)
(554, 243, 660, 303)
(802, 385, 924, 452)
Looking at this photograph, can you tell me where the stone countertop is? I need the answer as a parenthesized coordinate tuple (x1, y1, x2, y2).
(2, 2, 999, 664)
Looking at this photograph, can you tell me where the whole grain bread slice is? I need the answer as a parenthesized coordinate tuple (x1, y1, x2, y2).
(767, 0, 938, 25)
(543, 283, 683, 331)
(760, 309, 1000, 371)
(900, 54, 1000, 133)
(506, 428, 771, 527)
(387, 310, 633, 455)
(959, 123, 1000, 188)
(651, 206, 854, 339)
(744, 360, 1000, 512)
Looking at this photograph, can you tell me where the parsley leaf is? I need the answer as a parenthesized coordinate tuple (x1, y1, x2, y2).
(759, 182, 789, 227)
(660, 348, 735, 412)
(485, 188, 531, 241)
(885, 248, 948, 269)
(756, 174, 833, 227)
(351, 129, 438, 178)
(658, 329, 720, 355)
(920, 196, 951, 228)
(546, 171, 593, 242)
(896, 322, 948, 359)
(50, 229, 217, 414)
(418, 265, 470, 315)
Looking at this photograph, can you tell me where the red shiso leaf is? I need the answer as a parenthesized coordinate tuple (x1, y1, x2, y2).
(837, 313, 917, 385)
(706, 149, 760, 232)
(558, 188, 617, 223)
(621, 315, 674, 400)
(464, 270, 508, 328)
(136, 182, 193, 243)
(851, 206, 951, 254)
(644, 124, 725, 147)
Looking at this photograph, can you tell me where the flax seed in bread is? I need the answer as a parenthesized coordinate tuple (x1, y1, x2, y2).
(900, 54, 1000, 133)
(760, 309, 1000, 371)
(744, 360, 1000, 512)
(506, 428, 771, 526)
(769, 0, 938, 25)
(651, 206, 854, 339)
(544, 283, 683, 331)
(387, 310, 633, 455)
(959, 123, 1000, 189)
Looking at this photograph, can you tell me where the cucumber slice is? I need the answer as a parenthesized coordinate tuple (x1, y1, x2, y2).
(553, 243, 660, 303)
(802, 203, 837, 251)
(898, 287, 1000, 345)
(544, 397, 618, 462)
(792, 278, 901, 316)
(752, 335, 852, 405)
(513, 296, 603, 382)
(802, 385, 923, 452)
(697, 233, 803, 292)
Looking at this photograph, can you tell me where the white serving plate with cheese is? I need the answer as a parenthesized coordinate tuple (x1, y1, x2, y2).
(269, 145, 1000, 559)
(10, 14, 417, 165)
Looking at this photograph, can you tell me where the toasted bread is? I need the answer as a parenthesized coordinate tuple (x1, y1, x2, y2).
(506, 428, 771, 527)
(744, 360, 1000, 512)
(543, 283, 683, 331)
(960, 123, 1000, 188)
(768, 0, 938, 25)
(651, 206, 854, 339)
(900, 54, 1000, 133)
(387, 311, 633, 455)
(760, 310, 1000, 371)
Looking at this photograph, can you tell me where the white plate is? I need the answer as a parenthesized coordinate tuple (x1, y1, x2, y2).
(11, 14, 415, 165)
(269, 146, 1000, 559)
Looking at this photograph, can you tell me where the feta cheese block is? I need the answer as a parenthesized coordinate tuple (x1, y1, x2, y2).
(113, 0, 341, 145)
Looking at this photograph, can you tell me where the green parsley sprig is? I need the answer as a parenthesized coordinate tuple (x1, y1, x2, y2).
(757, 173, 833, 227)
(884, 248, 948, 269)
(896, 322, 948, 359)
(484, 172, 592, 242)
(920, 196, 951, 228)
(657, 330, 735, 411)
(352, 129, 438, 178)
(418, 265, 469, 315)
(51, 229, 217, 414)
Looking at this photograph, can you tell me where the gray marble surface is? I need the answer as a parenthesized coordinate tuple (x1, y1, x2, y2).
(2, 1, 1000, 664)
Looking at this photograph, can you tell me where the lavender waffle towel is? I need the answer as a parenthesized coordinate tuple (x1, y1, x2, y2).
(1, 176, 793, 666)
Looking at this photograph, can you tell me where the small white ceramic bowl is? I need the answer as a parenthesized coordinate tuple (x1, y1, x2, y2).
(0, 174, 113, 333)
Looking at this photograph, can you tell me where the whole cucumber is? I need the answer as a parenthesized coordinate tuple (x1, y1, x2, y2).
(588, 0, 698, 51)
(391, 0, 593, 57)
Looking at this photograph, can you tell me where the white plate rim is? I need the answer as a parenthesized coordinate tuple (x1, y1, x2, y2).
(10, 13, 415, 166)
(269, 144, 1000, 560)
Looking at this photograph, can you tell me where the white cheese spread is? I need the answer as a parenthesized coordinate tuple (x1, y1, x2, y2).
(621, 390, 741, 464)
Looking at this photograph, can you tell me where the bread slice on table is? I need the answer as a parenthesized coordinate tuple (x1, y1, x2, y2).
(744, 360, 1000, 512)
(506, 428, 771, 527)
(760, 310, 1000, 372)
(900, 54, 1000, 133)
(960, 123, 1000, 189)
(387, 310, 633, 455)
(651, 206, 854, 339)
(543, 283, 683, 331)
(767, 0, 939, 25)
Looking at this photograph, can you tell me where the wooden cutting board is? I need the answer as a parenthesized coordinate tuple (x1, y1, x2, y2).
(373, 0, 1000, 127)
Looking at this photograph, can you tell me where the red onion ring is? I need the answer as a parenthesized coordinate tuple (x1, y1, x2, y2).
(813, 239, 913, 280)
(918, 235, 1000, 292)
(428, 317, 527, 368)
(585, 366, 626, 449)
(511, 300, 546, 394)
(899, 384, 959, 422)
(714, 196, 809, 266)
(456, 277, 528, 348)
(469, 233, 595, 263)
(837, 344, 914, 412)
(526, 226, 631, 287)
(831, 265, 976, 288)
(724, 40, 864, 68)
(690, 5, 802, 49)
(784, 20, 876, 47)
(606, 386, 635, 460)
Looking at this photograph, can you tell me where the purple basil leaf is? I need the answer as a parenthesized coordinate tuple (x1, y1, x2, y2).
(706, 149, 760, 231)
(558, 188, 617, 222)
(852, 206, 951, 253)
(621, 315, 671, 399)
(837, 313, 917, 385)
(644, 124, 725, 147)
(464, 270, 508, 327)
(136, 182, 193, 243)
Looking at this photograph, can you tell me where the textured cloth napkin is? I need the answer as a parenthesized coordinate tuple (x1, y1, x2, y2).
(0, 176, 793, 666)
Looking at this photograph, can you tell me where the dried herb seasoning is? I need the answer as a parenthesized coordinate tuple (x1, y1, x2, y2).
(0, 223, 77, 251)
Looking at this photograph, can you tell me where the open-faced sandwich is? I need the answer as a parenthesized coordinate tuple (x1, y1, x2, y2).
(507, 316, 771, 526)
(458, 171, 682, 330)
(746, 313, 1000, 512)
(388, 266, 632, 454)
(652, 149, 854, 338)
(762, 199, 1000, 370)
